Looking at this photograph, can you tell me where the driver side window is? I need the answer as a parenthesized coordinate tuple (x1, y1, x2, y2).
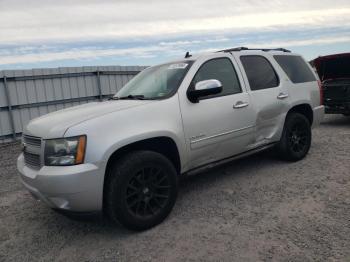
(191, 58, 242, 98)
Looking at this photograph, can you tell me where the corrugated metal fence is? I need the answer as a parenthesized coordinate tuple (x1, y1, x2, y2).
(0, 65, 146, 143)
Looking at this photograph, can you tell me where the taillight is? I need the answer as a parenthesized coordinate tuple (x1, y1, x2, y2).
(317, 80, 323, 105)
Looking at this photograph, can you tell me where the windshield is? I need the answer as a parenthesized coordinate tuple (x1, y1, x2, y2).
(115, 61, 193, 100)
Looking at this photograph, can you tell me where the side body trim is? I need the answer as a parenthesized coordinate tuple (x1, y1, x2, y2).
(190, 125, 254, 144)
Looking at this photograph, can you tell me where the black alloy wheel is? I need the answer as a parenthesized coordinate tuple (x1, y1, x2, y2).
(105, 150, 178, 231)
(287, 122, 309, 154)
(126, 167, 171, 218)
(277, 113, 311, 161)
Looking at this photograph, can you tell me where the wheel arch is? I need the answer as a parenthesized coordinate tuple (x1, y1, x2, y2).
(286, 103, 313, 125)
(102, 136, 181, 212)
(102, 136, 181, 206)
(104, 136, 181, 175)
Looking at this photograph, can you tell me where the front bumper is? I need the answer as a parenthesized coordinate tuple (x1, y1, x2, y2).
(312, 105, 325, 127)
(17, 154, 104, 212)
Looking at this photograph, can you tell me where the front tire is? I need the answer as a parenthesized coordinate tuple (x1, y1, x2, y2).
(105, 151, 178, 231)
(277, 113, 312, 161)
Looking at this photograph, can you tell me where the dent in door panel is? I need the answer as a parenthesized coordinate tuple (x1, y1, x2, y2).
(255, 101, 288, 141)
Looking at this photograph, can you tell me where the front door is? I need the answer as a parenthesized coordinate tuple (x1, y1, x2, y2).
(179, 56, 255, 169)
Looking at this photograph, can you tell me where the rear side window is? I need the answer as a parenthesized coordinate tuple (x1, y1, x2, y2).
(274, 55, 316, 83)
(240, 56, 279, 91)
(192, 58, 241, 97)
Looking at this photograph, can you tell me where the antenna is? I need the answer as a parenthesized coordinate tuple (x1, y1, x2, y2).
(185, 51, 192, 58)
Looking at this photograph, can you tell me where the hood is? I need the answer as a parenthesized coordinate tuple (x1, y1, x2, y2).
(24, 100, 152, 138)
(312, 53, 350, 82)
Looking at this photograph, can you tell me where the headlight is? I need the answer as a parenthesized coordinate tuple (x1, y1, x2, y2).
(44, 136, 86, 166)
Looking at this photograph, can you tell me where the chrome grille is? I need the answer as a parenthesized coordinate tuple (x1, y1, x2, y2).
(23, 151, 41, 169)
(23, 135, 42, 148)
(22, 135, 42, 169)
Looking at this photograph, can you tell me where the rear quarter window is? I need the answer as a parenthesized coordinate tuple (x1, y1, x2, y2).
(274, 55, 316, 84)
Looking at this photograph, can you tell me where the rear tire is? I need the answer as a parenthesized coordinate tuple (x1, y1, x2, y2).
(277, 113, 311, 161)
(105, 151, 178, 231)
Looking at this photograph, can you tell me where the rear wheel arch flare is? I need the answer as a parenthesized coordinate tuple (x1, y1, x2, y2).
(286, 104, 313, 125)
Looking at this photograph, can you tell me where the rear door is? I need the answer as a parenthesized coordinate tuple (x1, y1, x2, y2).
(234, 54, 290, 146)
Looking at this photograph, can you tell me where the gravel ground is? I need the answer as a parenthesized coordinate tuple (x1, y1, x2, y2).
(0, 115, 349, 262)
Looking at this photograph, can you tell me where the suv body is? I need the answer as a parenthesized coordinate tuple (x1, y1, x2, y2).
(18, 47, 324, 230)
(312, 53, 350, 115)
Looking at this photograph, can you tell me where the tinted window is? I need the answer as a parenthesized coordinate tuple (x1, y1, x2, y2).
(240, 56, 279, 91)
(274, 55, 316, 83)
(192, 58, 241, 98)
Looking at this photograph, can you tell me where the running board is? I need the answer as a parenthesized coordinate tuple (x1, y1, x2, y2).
(184, 142, 277, 176)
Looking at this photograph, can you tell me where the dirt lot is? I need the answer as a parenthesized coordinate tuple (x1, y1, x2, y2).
(0, 115, 349, 262)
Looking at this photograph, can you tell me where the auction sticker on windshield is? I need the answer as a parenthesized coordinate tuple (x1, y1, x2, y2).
(168, 63, 188, 70)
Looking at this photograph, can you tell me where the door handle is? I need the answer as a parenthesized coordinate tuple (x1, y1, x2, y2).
(233, 101, 249, 109)
(277, 92, 289, 99)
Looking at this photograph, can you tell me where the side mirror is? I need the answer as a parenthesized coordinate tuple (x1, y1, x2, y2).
(187, 79, 223, 103)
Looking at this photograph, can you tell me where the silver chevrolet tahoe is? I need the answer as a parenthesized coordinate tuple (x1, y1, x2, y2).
(17, 47, 324, 230)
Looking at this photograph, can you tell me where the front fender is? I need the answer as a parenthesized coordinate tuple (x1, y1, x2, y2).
(64, 96, 187, 174)
(101, 131, 187, 171)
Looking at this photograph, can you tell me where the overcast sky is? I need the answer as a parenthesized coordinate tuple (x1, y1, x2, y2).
(0, 0, 349, 69)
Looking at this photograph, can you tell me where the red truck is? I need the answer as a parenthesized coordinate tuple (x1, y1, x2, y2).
(312, 53, 350, 116)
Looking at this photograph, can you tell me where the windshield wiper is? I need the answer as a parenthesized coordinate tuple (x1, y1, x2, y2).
(111, 95, 146, 100)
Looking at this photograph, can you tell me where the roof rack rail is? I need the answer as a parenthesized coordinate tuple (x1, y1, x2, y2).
(219, 47, 291, 53)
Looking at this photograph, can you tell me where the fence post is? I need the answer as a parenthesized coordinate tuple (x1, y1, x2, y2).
(96, 70, 103, 101)
(3, 76, 17, 140)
